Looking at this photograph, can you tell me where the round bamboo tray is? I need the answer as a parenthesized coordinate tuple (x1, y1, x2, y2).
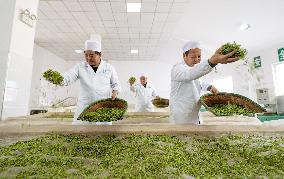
(152, 98, 169, 108)
(78, 98, 128, 122)
(200, 93, 266, 116)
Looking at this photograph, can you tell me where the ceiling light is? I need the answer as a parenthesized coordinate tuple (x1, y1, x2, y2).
(127, 3, 141, 12)
(131, 49, 138, 54)
(75, 49, 83, 54)
(239, 23, 250, 31)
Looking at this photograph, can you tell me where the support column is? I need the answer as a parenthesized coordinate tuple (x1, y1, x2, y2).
(0, 0, 39, 120)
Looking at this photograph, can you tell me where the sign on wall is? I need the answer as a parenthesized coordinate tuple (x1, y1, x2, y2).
(278, 48, 284, 62)
(254, 56, 261, 68)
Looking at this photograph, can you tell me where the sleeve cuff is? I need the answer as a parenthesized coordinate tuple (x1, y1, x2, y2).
(207, 85, 212, 91)
(208, 59, 217, 68)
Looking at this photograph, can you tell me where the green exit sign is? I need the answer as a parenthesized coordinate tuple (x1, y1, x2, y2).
(254, 56, 261, 68)
(278, 48, 284, 62)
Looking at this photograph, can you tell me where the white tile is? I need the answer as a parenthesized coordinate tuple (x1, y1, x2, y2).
(80, 2, 97, 11)
(151, 27, 163, 33)
(163, 22, 175, 31)
(100, 12, 114, 21)
(37, 10, 48, 20)
(120, 38, 130, 43)
(119, 34, 130, 38)
(42, 10, 59, 19)
(139, 33, 150, 38)
(96, 27, 107, 34)
(130, 34, 140, 38)
(38, 1, 52, 12)
(71, 12, 88, 20)
(111, 2, 127, 12)
(150, 33, 160, 38)
(127, 13, 141, 26)
(53, 19, 67, 27)
(141, 13, 154, 23)
(57, 26, 74, 33)
(139, 27, 152, 33)
(129, 28, 140, 33)
(158, 0, 173, 2)
(141, 2, 157, 12)
(116, 21, 128, 27)
(106, 33, 119, 38)
(174, 0, 190, 2)
(127, 13, 140, 21)
(156, 2, 171, 12)
(154, 13, 168, 22)
(95, 2, 112, 12)
(85, 12, 101, 21)
(58, 12, 74, 20)
(167, 13, 182, 21)
(117, 27, 129, 33)
(64, 1, 83, 11)
(170, 3, 188, 12)
(127, 0, 142, 3)
(104, 21, 116, 27)
(48, 1, 69, 12)
(106, 28, 118, 33)
(113, 13, 128, 21)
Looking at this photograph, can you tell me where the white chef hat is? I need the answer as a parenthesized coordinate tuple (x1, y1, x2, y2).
(182, 41, 201, 53)
(140, 72, 148, 78)
(84, 40, 101, 52)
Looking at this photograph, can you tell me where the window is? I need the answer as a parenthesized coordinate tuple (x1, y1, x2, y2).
(211, 76, 234, 93)
(272, 62, 284, 96)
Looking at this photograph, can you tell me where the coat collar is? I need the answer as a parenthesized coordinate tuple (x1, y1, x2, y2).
(138, 83, 151, 88)
(84, 59, 106, 73)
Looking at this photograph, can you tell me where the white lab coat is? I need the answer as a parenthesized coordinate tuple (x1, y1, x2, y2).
(130, 83, 157, 112)
(170, 60, 213, 124)
(63, 60, 121, 121)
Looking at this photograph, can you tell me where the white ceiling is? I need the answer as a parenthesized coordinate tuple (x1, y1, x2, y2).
(35, 0, 284, 62)
(35, 0, 190, 61)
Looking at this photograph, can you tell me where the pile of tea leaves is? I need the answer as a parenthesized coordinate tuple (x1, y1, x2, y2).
(0, 134, 283, 178)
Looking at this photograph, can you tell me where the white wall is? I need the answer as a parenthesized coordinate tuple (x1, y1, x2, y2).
(65, 60, 80, 98)
(202, 42, 284, 101)
(109, 60, 172, 105)
(247, 42, 284, 99)
(1, 0, 39, 120)
(29, 44, 79, 109)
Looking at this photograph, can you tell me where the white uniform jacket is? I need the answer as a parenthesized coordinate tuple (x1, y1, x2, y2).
(170, 60, 213, 124)
(130, 83, 157, 112)
(63, 60, 121, 121)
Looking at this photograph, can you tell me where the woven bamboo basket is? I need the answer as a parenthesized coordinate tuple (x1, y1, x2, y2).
(200, 93, 266, 116)
(78, 98, 128, 121)
(152, 98, 169, 108)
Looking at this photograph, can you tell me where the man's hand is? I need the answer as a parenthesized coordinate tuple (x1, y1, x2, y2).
(209, 47, 240, 65)
(129, 79, 135, 86)
(210, 86, 219, 94)
(112, 90, 118, 100)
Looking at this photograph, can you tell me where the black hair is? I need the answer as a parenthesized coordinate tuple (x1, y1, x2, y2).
(184, 50, 190, 56)
(84, 51, 101, 56)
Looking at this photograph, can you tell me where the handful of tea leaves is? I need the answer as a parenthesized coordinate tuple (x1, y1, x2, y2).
(221, 42, 247, 59)
(43, 69, 64, 86)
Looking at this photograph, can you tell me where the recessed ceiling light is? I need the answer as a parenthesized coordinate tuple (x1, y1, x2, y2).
(75, 49, 83, 54)
(239, 23, 250, 31)
(131, 49, 138, 54)
(127, 3, 141, 12)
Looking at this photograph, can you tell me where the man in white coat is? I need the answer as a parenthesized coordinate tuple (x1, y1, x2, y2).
(170, 41, 239, 124)
(62, 40, 121, 125)
(129, 73, 159, 112)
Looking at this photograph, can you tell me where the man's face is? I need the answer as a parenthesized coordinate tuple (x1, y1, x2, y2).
(140, 76, 147, 85)
(183, 48, 201, 67)
(84, 50, 101, 66)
